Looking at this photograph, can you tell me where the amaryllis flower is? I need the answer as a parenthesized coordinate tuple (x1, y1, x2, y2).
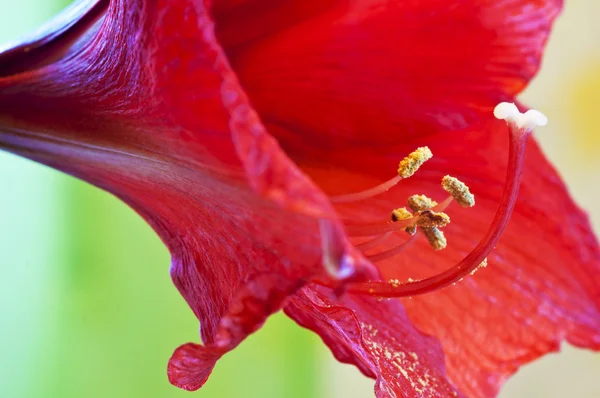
(1, 0, 599, 397)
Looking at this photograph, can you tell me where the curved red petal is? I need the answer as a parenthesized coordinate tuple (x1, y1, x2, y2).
(0, 0, 377, 389)
(285, 286, 465, 398)
(213, 0, 562, 152)
(307, 120, 600, 396)
(167, 343, 222, 392)
(406, 126, 600, 397)
(0, 0, 106, 77)
(168, 274, 304, 391)
(1, 1, 585, 395)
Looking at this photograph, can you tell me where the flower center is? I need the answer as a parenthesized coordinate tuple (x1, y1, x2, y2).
(317, 102, 547, 297)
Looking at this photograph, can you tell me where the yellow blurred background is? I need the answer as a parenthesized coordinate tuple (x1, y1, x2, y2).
(0, 1, 598, 397)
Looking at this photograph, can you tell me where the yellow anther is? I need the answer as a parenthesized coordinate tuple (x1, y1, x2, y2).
(442, 175, 475, 207)
(415, 210, 450, 229)
(391, 207, 419, 235)
(407, 194, 437, 212)
(422, 227, 447, 251)
(391, 207, 412, 222)
(397, 147, 433, 178)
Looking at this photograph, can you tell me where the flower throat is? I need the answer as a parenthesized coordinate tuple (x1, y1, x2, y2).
(317, 103, 548, 297)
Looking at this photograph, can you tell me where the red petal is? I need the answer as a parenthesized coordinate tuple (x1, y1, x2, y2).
(0, 0, 106, 76)
(409, 126, 600, 397)
(213, 0, 562, 151)
(0, 0, 376, 390)
(1, 1, 583, 395)
(307, 120, 600, 397)
(285, 286, 465, 398)
(168, 274, 303, 390)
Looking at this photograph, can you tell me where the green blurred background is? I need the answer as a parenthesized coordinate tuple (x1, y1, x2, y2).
(1, 1, 599, 398)
(0, 1, 320, 397)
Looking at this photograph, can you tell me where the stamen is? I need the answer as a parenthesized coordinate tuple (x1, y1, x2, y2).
(405, 194, 449, 247)
(329, 146, 432, 204)
(345, 217, 417, 237)
(356, 231, 393, 252)
(392, 206, 418, 235)
(316, 104, 546, 297)
(397, 146, 433, 178)
(366, 234, 418, 262)
(346, 202, 448, 238)
(329, 175, 402, 203)
(392, 196, 451, 236)
(342, 196, 448, 237)
(432, 195, 453, 212)
(442, 176, 475, 207)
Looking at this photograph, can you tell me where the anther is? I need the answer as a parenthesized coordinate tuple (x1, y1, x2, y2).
(397, 147, 432, 178)
(392, 207, 450, 235)
(415, 210, 450, 229)
(442, 176, 475, 207)
(407, 194, 437, 212)
(391, 207, 412, 222)
(405, 194, 448, 248)
(423, 227, 447, 251)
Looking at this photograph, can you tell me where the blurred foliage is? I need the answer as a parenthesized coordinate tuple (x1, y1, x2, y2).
(0, 1, 319, 397)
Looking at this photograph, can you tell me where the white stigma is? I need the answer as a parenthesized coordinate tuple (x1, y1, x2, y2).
(493, 102, 548, 131)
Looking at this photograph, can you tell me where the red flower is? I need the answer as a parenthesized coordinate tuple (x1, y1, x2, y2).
(1, 0, 599, 397)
